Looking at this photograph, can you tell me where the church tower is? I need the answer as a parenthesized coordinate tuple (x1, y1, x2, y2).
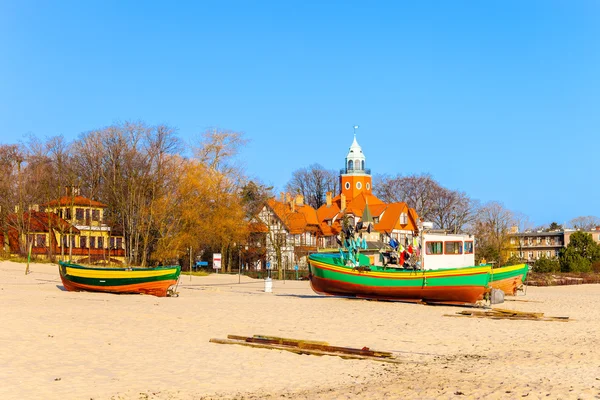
(340, 135, 372, 201)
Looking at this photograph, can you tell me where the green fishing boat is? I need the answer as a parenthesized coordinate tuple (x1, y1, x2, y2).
(308, 252, 491, 305)
(58, 261, 181, 297)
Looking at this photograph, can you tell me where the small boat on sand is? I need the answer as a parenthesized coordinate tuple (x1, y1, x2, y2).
(58, 261, 181, 297)
(489, 263, 529, 295)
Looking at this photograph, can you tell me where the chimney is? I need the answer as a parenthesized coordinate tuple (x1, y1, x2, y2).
(295, 194, 304, 206)
(280, 192, 285, 203)
(341, 193, 346, 211)
(285, 192, 292, 204)
(326, 191, 332, 207)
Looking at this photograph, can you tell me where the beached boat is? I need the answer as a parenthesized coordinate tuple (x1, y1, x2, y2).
(489, 263, 529, 295)
(58, 261, 181, 297)
(308, 231, 497, 305)
(308, 253, 491, 305)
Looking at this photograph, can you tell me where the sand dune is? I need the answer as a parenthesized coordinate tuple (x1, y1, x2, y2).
(1, 260, 599, 399)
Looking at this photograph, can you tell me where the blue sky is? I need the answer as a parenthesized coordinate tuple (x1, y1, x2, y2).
(1, 1, 598, 227)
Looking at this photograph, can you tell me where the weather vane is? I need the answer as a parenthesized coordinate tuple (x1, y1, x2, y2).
(353, 125, 359, 137)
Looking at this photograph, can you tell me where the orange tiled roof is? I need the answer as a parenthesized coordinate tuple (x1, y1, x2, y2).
(266, 198, 320, 235)
(374, 202, 418, 233)
(42, 195, 108, 208)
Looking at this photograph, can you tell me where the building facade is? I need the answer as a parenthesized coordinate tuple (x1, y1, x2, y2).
(1, 189, 126, 264)
(507, 228, 600, 264)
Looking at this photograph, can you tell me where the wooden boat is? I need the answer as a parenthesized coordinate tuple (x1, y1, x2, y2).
(489, 263, 529, 295)
(308, 252, 491, 305)
(58, 261, 181, 297)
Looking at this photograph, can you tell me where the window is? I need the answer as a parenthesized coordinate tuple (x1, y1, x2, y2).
(98, 237, 104, 249)
(528, 251, 534, 259)
(366, 183, 370, 190)
(399, 213, 408, 225)
(361, 160, 365, 170)
(36, 234, 46, 247)
(356, 182, 362, 190)
(426, 241, 443, 255)
(528, 238, 533, 245)
(546, 250, 552, 258)
(76, 208, 84, 221)
(65, 208, 72, 219)
(276, 233, 286, 246)
(546, 237, 551, 245)
(510, 238, 515, 245)
(445, 241, 463, 254)
(92, 210, 100, 221)
(90, 237, 96, 248)
(536, 237, 542, 244)
(345, 182, 350, 190)
(116, 238, 123, 249)
(348, 160, 354, 170)
(464, 241, 474, 254)
(80, 236, 87, 248)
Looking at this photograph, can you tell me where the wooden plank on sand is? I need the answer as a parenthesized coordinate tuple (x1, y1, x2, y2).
(444, 309, 569, 322)
(210, 338, 403, 364)
(215, 335, 397, 362)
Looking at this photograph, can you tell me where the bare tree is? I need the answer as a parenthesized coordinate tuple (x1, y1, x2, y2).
(569, 216, 600, 231)
(374, 173, 441, 220)
(285, 164, 339, 209)
(469, 201, 517, 265)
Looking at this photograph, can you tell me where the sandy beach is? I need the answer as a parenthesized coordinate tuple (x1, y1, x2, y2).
(1, 261, 600, 400)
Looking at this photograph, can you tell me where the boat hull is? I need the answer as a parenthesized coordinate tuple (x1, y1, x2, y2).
(308, 254, 490, 305)
(489, 264, 529, 295)
(59, 261, 181, 297)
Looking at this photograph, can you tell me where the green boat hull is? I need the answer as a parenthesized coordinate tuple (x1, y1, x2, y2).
(59, 261, 181, 297)
(308, 253, 491, 305)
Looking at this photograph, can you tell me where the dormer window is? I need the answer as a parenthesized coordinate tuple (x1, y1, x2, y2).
(400, 213, 408, 225)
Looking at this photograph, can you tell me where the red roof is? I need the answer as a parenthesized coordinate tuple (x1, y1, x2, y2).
(6, 211, 80, 234)
(42, 195, 108, 208)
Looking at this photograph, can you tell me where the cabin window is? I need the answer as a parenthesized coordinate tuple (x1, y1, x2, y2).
(426, 241, 443, 255)
(80, 236, 87, 248)
(445, 241, 463, 255)
(464, 241, 474, 254)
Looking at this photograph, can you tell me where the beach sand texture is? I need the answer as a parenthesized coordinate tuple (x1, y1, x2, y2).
(1, 260, 600, 400)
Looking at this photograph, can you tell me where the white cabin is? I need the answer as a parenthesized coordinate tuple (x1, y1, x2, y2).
(421, 233, 475, 270)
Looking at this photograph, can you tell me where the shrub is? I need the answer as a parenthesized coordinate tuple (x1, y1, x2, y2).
(533, 257, 560, 273)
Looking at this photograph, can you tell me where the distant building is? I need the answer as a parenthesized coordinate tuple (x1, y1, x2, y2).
(1, 188, 125, 264)
(506, 227, 600, 264)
